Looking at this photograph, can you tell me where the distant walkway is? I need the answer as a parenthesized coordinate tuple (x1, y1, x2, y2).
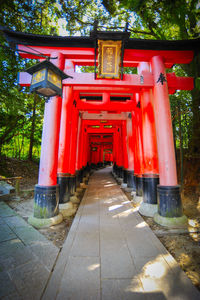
(43, 167, 200, 300)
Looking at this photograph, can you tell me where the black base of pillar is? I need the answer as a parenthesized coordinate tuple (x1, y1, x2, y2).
(34, 184, 59, 218)
(79, 168, 84, 183)
(119, 166, 123, 178)
(69, 175, 76, 195)
(127, 170, 136, 190)
(157, 185, 183, 217)
(123, 169, 128, 184)
(76, 170, 80, 188)
(57, 176, 70, 203)
(136, 176, 143, 196)
(143, 174, 159, 204)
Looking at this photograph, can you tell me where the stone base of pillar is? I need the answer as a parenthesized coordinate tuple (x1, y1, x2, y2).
(116, 177, 123, 184)
(154, 185, 187, 228)
(70, 195, 80, 204)
(121, 183, 127, 189)
(136, 175, 143, 197)
(132, 195, 143, 205)
(139, 202, 158, 217)
(59, 202, 77, 218)
(125, 187, 134, 192)
(57, 176, 70, 203)
(33, 184, 59, 218)
(154, 213, 187, 228)
(142, 174, 159, 205)
(28, 213, 63, 229)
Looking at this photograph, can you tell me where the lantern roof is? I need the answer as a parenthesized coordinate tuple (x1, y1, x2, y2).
(1, 26, 200, 52)
(25, 60, 72, 79)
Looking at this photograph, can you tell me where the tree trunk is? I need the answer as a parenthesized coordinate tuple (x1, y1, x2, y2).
(28, 94, 37, 161)
(182, 53, 200, 154)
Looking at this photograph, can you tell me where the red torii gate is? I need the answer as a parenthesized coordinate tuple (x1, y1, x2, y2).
(2, 27, 199, 228)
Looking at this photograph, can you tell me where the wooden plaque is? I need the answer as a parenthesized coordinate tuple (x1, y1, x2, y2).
(97, 40, 121, 79)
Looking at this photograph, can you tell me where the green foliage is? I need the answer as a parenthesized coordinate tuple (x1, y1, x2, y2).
(0, 0, 199, 161)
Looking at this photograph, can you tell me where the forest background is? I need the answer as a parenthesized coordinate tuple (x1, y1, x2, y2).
(0, 0, 199, 188)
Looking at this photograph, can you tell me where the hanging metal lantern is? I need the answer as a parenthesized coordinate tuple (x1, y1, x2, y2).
(25, 60, 72, 97)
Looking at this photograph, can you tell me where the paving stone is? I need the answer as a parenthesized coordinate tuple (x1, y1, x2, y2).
(28, 241, 59, 272)
(100, 221, 137, 279)
(0, 224, 17, 242)
(0, 271, 18, 298)
(70, 213, 100, 257)
(2, 292, 23, 300)
(0, 202, 17, 217)
(13, 226, 47, 245)
(0, 239, 35, 270)
(56, 256, 100, 300)
(0, 217, 4, 224)
(101, 278, 147, 300)
(8, 260, 50, 300)
(4, 215, 31, 230)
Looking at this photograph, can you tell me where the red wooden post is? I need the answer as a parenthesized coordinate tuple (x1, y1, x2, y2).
(121, 120, 128, 187)
(138, 62, 159, 216)
(151, 56, 187, 226)
(68, 106, 79, 196)
(34, 52, 64, 219)
(57, 86, 73, 203)
(134, 93, 144, 200)
(126, 114, 136, 192)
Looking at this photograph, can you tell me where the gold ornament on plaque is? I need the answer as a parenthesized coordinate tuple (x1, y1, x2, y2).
(97, 40, 121, 79)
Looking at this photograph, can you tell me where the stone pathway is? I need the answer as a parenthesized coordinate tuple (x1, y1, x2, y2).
(0, 202, 59, 300)
(43, 168, 200, 300)
(1, 168, 200, 299)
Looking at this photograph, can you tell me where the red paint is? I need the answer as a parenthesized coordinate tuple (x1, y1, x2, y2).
(18, 44, 193, 65)
(38, 52, 64, 186)
(57, 86, 73, 174)
(126, 117, 134, 170)
(138, 63, 159, 175)
(151, 56, 177, 185)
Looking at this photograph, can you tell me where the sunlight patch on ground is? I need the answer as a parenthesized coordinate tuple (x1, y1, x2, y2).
(136, 221, 147, 228)
(87, 264, 100, 271)
(112, 208, 134, 218)
(108, 204, 123, 211)
(104, 183, 117, 187)
(139, 256, 169, 293)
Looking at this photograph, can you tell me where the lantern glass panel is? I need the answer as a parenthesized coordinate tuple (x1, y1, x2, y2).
(31, 68, 46, 84)
(47, 69, 62, 88)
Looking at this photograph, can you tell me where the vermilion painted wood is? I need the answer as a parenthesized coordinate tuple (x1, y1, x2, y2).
(18, 71, 194, 94)
(18, 44, 194, 65)
(126, 117, 134, 171)
(122, 120, 128, 169)
(68, 108, 79, 175)
(151, 56, 178, 186)
(57, 86, 73, 175)
(132, 94, 144, 176)
(38, 52, 64, 186)
(138, 62, 159, 175)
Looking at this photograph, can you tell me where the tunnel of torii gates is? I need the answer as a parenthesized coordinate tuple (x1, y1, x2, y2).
(2, 27, 200, 227)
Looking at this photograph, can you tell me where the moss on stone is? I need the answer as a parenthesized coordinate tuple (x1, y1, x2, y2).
(154, 213, 188, 228)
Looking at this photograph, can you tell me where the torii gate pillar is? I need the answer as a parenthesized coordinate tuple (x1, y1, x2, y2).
(151, 56, 187, 227)
(29, 52, 64, 227)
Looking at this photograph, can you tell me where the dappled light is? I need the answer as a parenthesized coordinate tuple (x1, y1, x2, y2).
(136, 221, 147, 228)
(108, 204, 123, 211)
(87, 263, 100, 271)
